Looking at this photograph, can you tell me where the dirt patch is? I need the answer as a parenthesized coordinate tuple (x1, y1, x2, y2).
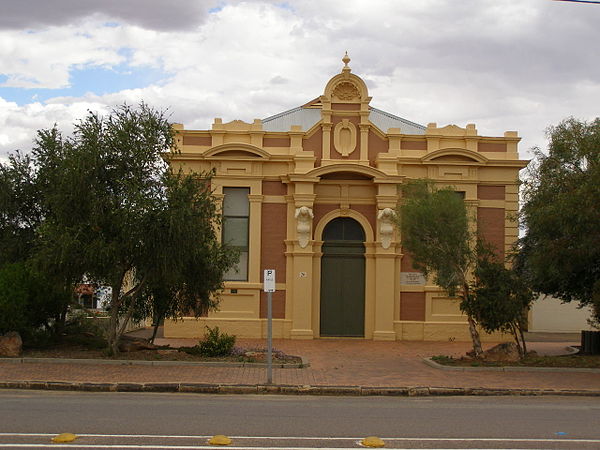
(18, 345, 303, 365)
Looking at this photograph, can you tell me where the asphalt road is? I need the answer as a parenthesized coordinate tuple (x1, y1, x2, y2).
(1, 390, 599, 449)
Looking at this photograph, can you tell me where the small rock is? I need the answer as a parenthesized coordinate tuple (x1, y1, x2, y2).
(118, 338, 157, 352)
(0, 331, 22, 357)
(483, 342, 520, 362)
(244, 351, 266, 362)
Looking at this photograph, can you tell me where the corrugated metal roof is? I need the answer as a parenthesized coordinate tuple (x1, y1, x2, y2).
(261, 105, 425, 135)
(262, 107, 321, 132)
(369, 107, 426, 135)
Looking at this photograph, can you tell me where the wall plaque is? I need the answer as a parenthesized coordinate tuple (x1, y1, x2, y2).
(400, 272, 426, 285)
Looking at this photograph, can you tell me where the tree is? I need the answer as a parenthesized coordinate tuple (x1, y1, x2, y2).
(518, 117, 600, 325)
(397, 180, 533, 358)
(0, 262, 71, 337)
(468, 242, 533, 357)
(398, 180, 484, 356)
(8, 103, 236, 354)
(0, 152, 42, 265)
(133, 171, 238, 343)
(0, 151, 73, 335)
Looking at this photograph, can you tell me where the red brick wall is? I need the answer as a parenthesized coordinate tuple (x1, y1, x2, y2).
(401, 140, 427, 150)
(260, 290, 285, 319)
(477, 185, 505, 200)
(303, 128, 323, 166)
(477, 207, 505, 259)
(478, 142, 507, 152)
(401, 248, 419, 272)
(183, 135, 212, 146)
(368, 130, 388, 165)
(313, 204, 337, 233)
(332, 103, 360, 110)
(260, 203, 287, 318)
(261, 203, 287, 282)
(263, 137, 291, 147)
(262, 181, 287, 196)
(351, 204, 376, 236)
(400, 292, 425, 321)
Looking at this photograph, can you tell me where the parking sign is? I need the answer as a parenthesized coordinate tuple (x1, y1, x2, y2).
(263, 269, 276, 292)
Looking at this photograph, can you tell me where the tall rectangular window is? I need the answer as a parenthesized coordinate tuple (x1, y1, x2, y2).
(222, 187, 250, 281)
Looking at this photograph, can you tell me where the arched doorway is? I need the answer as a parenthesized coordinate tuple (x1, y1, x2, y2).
(320, 217, 365, 337)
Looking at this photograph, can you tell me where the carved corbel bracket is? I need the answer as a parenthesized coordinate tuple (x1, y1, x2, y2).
(295, 206, 314, 248)
(377, 207, 396, 249)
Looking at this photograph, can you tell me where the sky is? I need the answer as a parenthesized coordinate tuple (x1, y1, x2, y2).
(1, 0, 599, 163)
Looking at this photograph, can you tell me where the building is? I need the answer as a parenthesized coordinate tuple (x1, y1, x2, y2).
(165, 54, 527, 341)
(529, 295, 594, 333)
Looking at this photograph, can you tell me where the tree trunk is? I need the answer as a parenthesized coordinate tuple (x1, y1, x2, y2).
(106, 271, 127, 356)
(150, 313, 163, 344)
(116, 275, 147, 339)
(117, 294, 138, 338)
(462, 281, 483, 358)
(509, 322, 524, 358)
(107, 292, 121, 356)
(518, 321, 528, 355)
(467, 315, 483, 357)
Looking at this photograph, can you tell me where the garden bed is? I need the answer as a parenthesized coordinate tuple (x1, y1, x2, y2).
(12, 331, 303, 366)
(431, 353, 600, 369)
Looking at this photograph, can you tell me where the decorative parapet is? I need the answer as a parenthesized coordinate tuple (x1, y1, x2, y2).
(425, 123, 478, 137)
(212, 118, 263, 131)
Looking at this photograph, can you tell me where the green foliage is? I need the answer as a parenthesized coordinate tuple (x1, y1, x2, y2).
(0, 263, 30, 334)
(0, 152, 41, 265)
(0, 103, 236, 354)
(20, 308, 108, 351)
(196, 326, 236, 357)
(468, 242, 533, 356)
(518, 117, 600, 322)
(0, 262, 70, 338)
(137, 169, 238, 321)
(398, 179, 533, 357)
(398, 180, 472, 296)
(398, 180, 484, 355)
(470, 243, 533, 334)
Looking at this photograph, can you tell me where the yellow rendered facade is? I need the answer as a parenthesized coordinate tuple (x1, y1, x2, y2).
(165, 55, 527, 341)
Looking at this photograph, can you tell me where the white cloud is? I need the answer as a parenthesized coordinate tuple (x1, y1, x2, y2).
(0, 0, 213, 31)
(1, 0, 599, 162)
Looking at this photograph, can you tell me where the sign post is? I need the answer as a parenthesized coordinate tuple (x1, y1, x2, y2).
(263, 269, 276, 384)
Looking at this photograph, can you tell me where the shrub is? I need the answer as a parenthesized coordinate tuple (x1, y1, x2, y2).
(197, 326, 236, 357)
(0, 262, 70, 338)
(0, 263, 29, 334)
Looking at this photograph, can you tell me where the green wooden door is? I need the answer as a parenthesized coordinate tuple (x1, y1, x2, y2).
(320, 218, 365, 337)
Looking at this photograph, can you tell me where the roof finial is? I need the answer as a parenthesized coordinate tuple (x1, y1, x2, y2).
(342, 51, 351, 72)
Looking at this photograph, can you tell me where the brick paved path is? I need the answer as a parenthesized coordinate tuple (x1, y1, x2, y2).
(2, 338, 599, 392)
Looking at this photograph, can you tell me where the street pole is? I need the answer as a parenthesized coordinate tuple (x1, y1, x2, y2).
(263, 269, 275, 385)
(267, 290, 273, 384)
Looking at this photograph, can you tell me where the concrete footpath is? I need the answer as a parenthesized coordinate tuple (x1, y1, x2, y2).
(1, 333, 599, 397)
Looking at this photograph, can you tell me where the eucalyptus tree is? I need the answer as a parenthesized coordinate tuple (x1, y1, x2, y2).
(29, 104, 236, 354)
(398, 180, 484, 356)
(398, 180, 533, 358)
(518, 117, 600, 326)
